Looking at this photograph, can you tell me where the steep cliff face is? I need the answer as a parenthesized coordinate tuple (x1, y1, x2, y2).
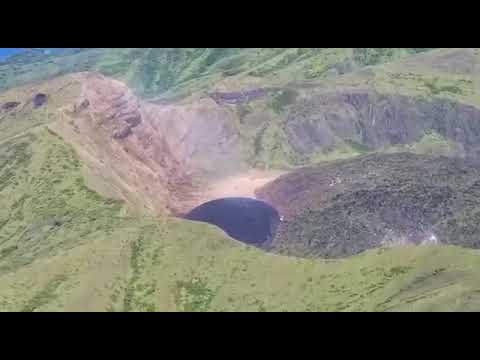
(282, 89, 480, 163)
(48, 73, 247, 215)
(3, 49, 478, 218)
(232, 48, 480, 168)
(45, 50, 480, 217)
(1, 49, 479, 220)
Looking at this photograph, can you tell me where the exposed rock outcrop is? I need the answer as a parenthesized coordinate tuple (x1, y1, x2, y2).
(49, 73, 245, 215)
(49, 75, 480, 217)
(209, 88, 266, 105)
(112, 126, 133, 139)
(73, 99, 89, 113)
(33, 93, 47, 108)
(1, 101, 20, 111)
(283, 88, 480, 162)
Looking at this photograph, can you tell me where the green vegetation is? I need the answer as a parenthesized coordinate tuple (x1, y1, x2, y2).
(20, 274, 68, 312)
(0, 48, 437, 100)
(303, 48, 353, 79)
(310, 139, 371, 164)
(423, 77, 468, 95)
(371, 68, 475, 103)
(269, 88, 299, 114)
(0, 129, 478, 311)
(115, 226, 480, 311)
(386, 130, 458, 156)
(353, 48, 399, 66)
(261, 152, 480, 260)
(0, 48, 243, 98)
(1, 48, 480, 311)
(344, 139, 371, 153)
(174, 277, 216, 312)
(253, 123, 294, 169)
(1, 125, 479, 311)
(352, 48, 433, 67)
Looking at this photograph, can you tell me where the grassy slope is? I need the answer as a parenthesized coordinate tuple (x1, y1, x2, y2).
(0, 75, 82, 143)
(3, 48, 463, 173)
(1, 49, 480, 311)
(0, 128, 479, 311)
(0, 48, 435, 100)
(240, 48, 480, 169)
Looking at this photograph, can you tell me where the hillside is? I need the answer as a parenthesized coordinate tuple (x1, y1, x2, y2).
(0, 126, 478, 311)
(227, 48, 480, 169)
(256, 152, 480, 258)
(0, 48, 435, 99)
(1, 48, 480, 311)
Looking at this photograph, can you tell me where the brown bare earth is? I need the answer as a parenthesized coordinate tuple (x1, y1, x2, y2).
(0, 71, 278, 218)
(201, 168, 286, 203)
(47, 72, 255, 216)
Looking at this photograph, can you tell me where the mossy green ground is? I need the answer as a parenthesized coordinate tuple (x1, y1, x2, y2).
(0, 129, 479, 311)
(1, 49, 480, 311)
(385, 130, 458, 156)
(205, 48, 479, 171)
(0, 48, 436, 100)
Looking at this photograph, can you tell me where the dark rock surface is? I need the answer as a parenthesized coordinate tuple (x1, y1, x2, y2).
(1, 101, 20, 111)
(283, 89, 480, 163)
(112, 126, 133, 140)
(33, 93, 47, 108)
(73, 99, 90, 113)
(257, 152, 480, 258)
(209, 88, 266, 105)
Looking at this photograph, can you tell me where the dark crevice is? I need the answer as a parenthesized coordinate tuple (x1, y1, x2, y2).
(33, 93, 47, 108)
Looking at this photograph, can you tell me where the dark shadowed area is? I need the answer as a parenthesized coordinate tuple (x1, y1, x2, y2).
(33, 93, 47, 108)
(184, 197, 280, 246)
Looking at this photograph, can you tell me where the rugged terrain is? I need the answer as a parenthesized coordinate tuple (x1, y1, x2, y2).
(0, 48, 435, 99)
(1, 48, 480, 311)
(257, 152, 480, 258)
